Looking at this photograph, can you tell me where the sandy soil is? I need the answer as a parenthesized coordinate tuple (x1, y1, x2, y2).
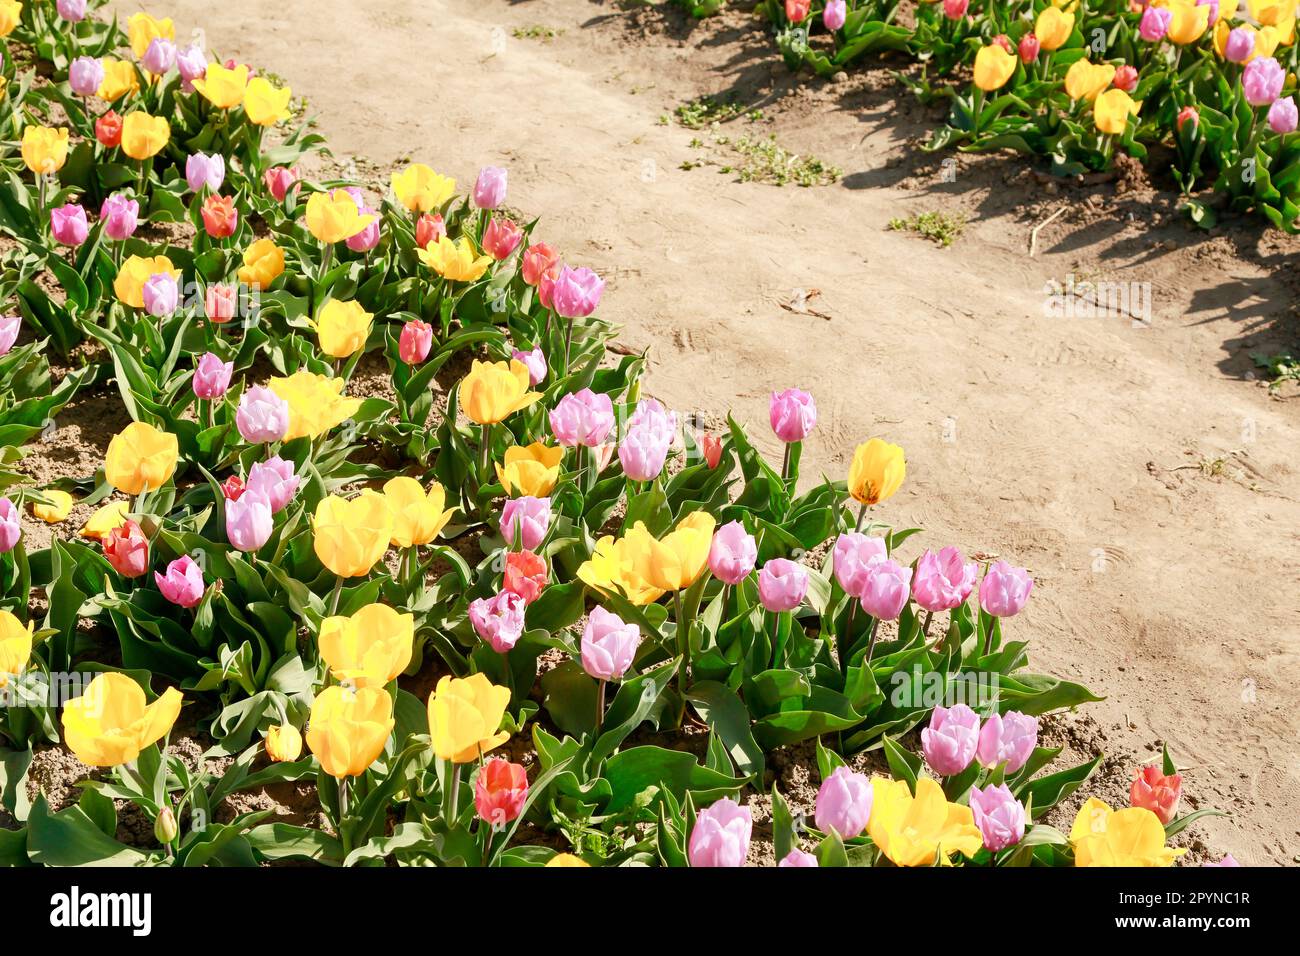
(76, 0, 1300, 864)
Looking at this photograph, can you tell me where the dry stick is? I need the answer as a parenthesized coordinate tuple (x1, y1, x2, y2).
(1028, 205, 1068, 258)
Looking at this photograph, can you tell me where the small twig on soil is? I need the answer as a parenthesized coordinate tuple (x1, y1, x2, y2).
(1029, 205, 1068, 258)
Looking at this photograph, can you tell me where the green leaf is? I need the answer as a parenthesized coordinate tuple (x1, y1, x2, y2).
(686, 680, 765, 783)
(26, 795, 149, 867)
(603, 746, 746, 813)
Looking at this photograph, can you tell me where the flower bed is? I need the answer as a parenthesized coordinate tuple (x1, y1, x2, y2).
(0, 0, 1228, 867)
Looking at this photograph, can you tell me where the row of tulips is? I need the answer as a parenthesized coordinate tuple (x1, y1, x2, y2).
(0, 1, 1224, 866)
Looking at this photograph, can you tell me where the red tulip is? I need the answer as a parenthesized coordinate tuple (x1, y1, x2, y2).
(474, 758, 528, 828)
(521, 242, 560, 286)
(701, 432, 722, 469)
(503, 550, 547, 604)
(222, 475, 246, 501)
(95, 110, 123, 148)
(1018, 33, 1040, 64)
(992, 33, 1013, 54)
(1130, 765, 1182, 824)
(104, 519, 149, 578)
(201, 194, 239, 239)
(1177, 106, 1199, 133)
(785, 0, 811, 24)
(1112, 65, 1139, 93)
(483, 218, 523, 261)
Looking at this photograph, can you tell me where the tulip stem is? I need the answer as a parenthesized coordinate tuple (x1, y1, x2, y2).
(595, 679, 606, 733)
(781, 443, 791, 487)
(479, 423, 492, 486)
(562, 316, 574, 375)
(855, 501, 868, 532)
(328, 576, 344, 616)
(864, 618, 881, 664)
(446, 764, 461, 822)
(674, 590, 690, 696)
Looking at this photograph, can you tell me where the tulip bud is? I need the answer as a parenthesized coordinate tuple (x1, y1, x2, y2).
(521, 242, 560, 286)
(580, 606, 641, 681)
(474, 758, 528, 827)
(859, 559, 911, 620)
(96, 111, 123, 148)
(473, 166, 508, 209)
(1130, 765, 1182, 824)
(708, 520, 757, 585)
(511, 346, 547, 386)
(399, 319, 434, 364)
(142, 38, 177, 76)
(0, 316, 18, 358)
(823, 0, 846, 32)
(1176, 105, 1199, 134)
(969, 784, 1026, 852)
(246, 456, 300, 514)
(991, 33, 1012, 54)
(265, 724, 303, 762)
(263, 165, 300, 202)
(912, 546, 977, 613)
(1268, 96, 1298, 135)
(688, 797, 751, 867)
(769, 387, 817, 443)
(778, 848, 819, 867)
(944, 0, 970, 20)
(0, 497, 21, 553)
(225, 491, 273, 553)
(193, 352, 233, 400)
(1018, 32, 1040, 64)
(200, 195, 239, 239)
(57, 0, 88, 22)
(500, 496, 551, 551)
(154, 806, 179, 845)
(155, 555, 205, 609)
(832, 532, 887, 597)
(1112, 65, 1139, 93)
(100, 193, 140, 241)
(978, 560, 1033, 617)
(551, 265, 605, 319)
(236, 386, 290, 444)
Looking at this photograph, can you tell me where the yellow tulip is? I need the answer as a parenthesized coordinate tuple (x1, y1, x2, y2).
(577, 533, 666, 606)
(237, 237, 285, 290)
(1070, 799, 1185, 867)
(267, 371, 363, 442)
(312, 491, 393, 578)
(1094, 88, 1139, 135)
(31, 489, 74, 523)
(126, 12, 174, 59)
(1063, 59, 1116, 102)
(382, 477, 455, 547)
(313, 299, 373, 359)
(21, 126, 69, 176)
(1035, 7, 1075, 51)
(305, 189, 375, 244)
(391, 163, 456, 213)
(243, 76, 291, 126)
(0, 76, 8, 99)
(630, 511, 715, 592)
(0, 610, 33, 687)
(546, 853, 591, 867)
(114, 254, 180, 309)
(305, 685, 394, 778)
(319, 603, 414, 689)
(96, 58, 140, 102)
(61, 673, 183, 767)
(1250, 0, 1298, 25)
(264, 724, 303, 762)
(0, 1, 20, 38)
(427, 673, 510, 764)
(1255, 24, 1285, 60)
(495, 442, 564, 497)
(79, 500, 129, 541)
(973, 44, 1017, 92)
(192, 62, 248, 109)
(847, 438, 905, 506)
(104, 421, 179, 495)
(418, 236, 493, 283)
(120, 110, 170, 160)
(459, 359, 541, 425)
(1213, 19, 1237, 58)
(868, 777, 984, 866)
(1164, 0, 1209, 44)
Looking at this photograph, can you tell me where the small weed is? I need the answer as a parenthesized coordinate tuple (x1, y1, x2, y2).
(730, 134, 841, 187)
(888, 211, 967, 247)
(1252, 351, 1300, 391)
(512, 25, 564, 40)
(674, 96, 755, 130)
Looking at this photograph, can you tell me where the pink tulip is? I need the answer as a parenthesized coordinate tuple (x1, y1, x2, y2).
(69, 56, 104, 96)
(51, 204, 88, 247)
(1018, 32, 1040, 64)
(551, 265, 605, 319)
(186, 152, 225, 193)
(415, 213, 447, 250)
(142, 273, 179, 318)
(176, 44, 207, 89)
(399, 320, 433, 364)
(0, 497, 21, 553)
(688, 797, 751, 868)
(511, 346, 547, 386)
(263, 166, 300, 202)
(1138, 6, 1171, 41)
(1224, 26, 1255, 63)
(1243, 56, 1284, 107)
(969, 784, 1025, 852)
(618, 400, 677, 482)
(921, 703, 980, 776)
(226, 491, 273, 552)
(814, 765, 873, 839)
(192, 352, 233, 400)
(976, 711, 1038, 772)
(1268, 96, 1298, 134)
(154, 555, 205, 609)
(343, 188, 380, 252)
(500, 496, 551, 551)
(778, 848, 819, 867)
(246, 456, 300, 514)
(832, 532, 887, 597)
(757, 558, 808, 612)
(942, 0, 969, 19)
(468, 590, 527, 654)
(708, 520, 757, 585)
(142, 38, 176, 75)
(104, 520, 149, 578)
(100, 193, 140, 241)
(0, 316, 21, 356)
(580, 606, 641, 681)
(1204, 854, 1241, 867)
(57, 0, 87, 22)
(859, 559, 911, 620)
(1177, 105, 1199, 134)
(768, 388, 817, 443)
(550, 389, 615, 447)
(236, 385, 290, 443)
(483, 218, 523, 260)
(1130, 765, 1182, 824)
(205, 283, 237, 324)
(912, 546, 977, 613)
(473, 166, 508, 209)
(978, 561, 1033, 617)
(822, 0, 847, 31)
(1198, 0, 1220, 27)
(1112, 65, 1138, 93)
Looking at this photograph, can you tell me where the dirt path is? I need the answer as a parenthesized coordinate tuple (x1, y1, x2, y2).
(101, 0, 1300, 863)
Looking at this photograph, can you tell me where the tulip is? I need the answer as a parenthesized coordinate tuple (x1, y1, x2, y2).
(237, 237, 285, 289)
(236, 385, 290, 443)
(1139, 5, 1172, 41)
(0, 315, 17, 357)
(823, 0, 847, 31)
(268, 371, 362, 441)
(779, 849, 819, 867)
(550, 389, 616, 447)
(313, 298, 373, 359)
(126, 11, 174, 58)
(943, 0, 969, 18)
(114, 254, 179, 309)
(969, 784, 1026, 852)
(473, 166, 508, 209)
(391, 163, 456, 213)
(50, 203, 88, 247)
(204, 282, 237, 324)
(546, 854, 590, 867)
(578, 533, 666, 607)
(79, 501, 129, 541)
(708, 520, 757, 585)
(992, 34, 1013, 54)
(479, 217, 522, 261)
(1205, 854, 1240, 867)
(537, 264, 563, 309)
(869, 777, 983, 866)
(319, 603, 415, 687)
(96, 59, 140, 102)
(69, 56, 105, 96)
(503, 549, 547, 604)
(496, 442, 564, 497)
(226, 491, 273, 553)
(1268, 96, 1299, 133)
(1035, 7, 1074, 50)
(500, 496, 551, 551)
(1130, 765, 1182, 824)
(460, 359, 541, 425)
(758, 558, 809, 612)
(427, 673, 511, 763)
(689, 797, 751, 867)
(1064, 60, 1116, 102)
(193, 62, 249, 109)
(1166, 0, 1209, 44)
(142, 272, 179, 318)
(521, 242, 561, 286)
(921, 703, 980, 776)
(977, 711, 1038, 772)
(263, 165, 301, 202)
(475, 758, 528, 827)
(383, 477, 454, 548)
(1112, 65, 1139, 93)
(847, 438, 905, 506)
(1070, 799, 1185, 866)
(580, 606, 641, 681)
(468, 590, 527, 654)
(551, 265, 605, 319)
(1225, 27, 1256, 63)
(832, 531, 888, 597)
(978, 560, 1033, 617)
(244, 76, 291, 126)
(814, 766, 874, 839)
(0, 497, 20, 552)
(141, 37, 176, 75)
(1198, 0, 1220, 26)
(700, 432, 723, 468)
(1095, 88, 1140, 135)
(246, 456, 299, 515)
(785, 0, 811, 24)
(415, 212, 447, 249)
(100, 193, 140, 241)
(95, 110, 123, 148)
(0, 611, 32, 686)
(912, 547, 977, 613)
(1176, 105, 1200, 133)
(222, 475, 245, 501)
(57, 0, 87, 21)
(418, 235, 493, 282)
(154, 555, 205, 609)
(176, 44, 207, 89)
(631, 511, 716, 593)
(31, 489, 74, 523)
(313, 492, 393, 578)
(511, 346, 547, 385)
(120, 111, 170, 160)
(1018, 32, 1040, 64)
(306, 189, 375, 245)
(399, 319, 434, 364)
(192, 352, 233, 400)
(769, 388, 816, 443)
(305, 685, 394, 778)
(264, 724, 302, 762)
(1243, 56, 1284, 106)
(22, 126, 69, 176)
(61, 673, 183, 767)
(105, 422, 178, 495)
(104, 519, 150, 578)
(618, 423, 672, 482)
(343, 188, 380, 252)
(859, 559, 911, 621)
(201, 194, 238, 238)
